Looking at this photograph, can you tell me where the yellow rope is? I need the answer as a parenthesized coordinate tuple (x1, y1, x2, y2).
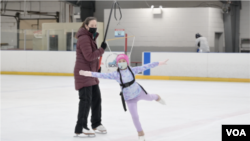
(106, 36, 135, 41)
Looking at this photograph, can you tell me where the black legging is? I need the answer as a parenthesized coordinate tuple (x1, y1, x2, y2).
(75, 84, 102, 133)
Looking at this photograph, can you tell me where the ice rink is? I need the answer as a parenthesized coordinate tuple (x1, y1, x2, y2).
(1, 75, 250, 141)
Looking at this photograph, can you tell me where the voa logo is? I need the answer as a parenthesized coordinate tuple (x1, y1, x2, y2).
(226, 129, 246, 136)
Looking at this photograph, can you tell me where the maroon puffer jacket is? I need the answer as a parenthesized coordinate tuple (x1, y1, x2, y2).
(74, 28, 104, 90)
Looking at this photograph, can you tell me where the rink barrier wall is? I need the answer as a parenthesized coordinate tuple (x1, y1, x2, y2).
(135, 75, 250, 83)
(1, 51, 250, 82)
(1, 71, 250, 82)
(143, 52, 250, 81)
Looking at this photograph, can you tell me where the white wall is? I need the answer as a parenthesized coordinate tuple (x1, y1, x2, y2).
(1, 51, 249, 79)
(208, 8, 225, 48)
(1, 51, 76, 73)
(150, 52, 250, 79)
(104, 8, 224, 49)
(0, 51, 123, 74)
(240, 1, 250, 40)
(95, 1, 223, 22)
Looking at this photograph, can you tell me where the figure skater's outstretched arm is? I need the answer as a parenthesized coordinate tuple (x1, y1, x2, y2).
(79, 70, 118, 80)
(132, 59, 169, 74)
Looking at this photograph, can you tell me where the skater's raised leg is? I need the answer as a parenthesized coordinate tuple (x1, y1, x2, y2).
(139, 90, 166, 105)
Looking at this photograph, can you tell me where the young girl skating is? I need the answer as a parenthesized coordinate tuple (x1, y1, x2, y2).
(79, 54, 168, 141)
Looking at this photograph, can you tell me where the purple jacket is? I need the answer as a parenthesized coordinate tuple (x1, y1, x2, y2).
(74, 28, 104, 90)
(91, 62, 159, 100)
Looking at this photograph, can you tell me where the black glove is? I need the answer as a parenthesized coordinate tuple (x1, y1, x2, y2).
(98, 67, 101, 72)
(101, 42, 107, 50)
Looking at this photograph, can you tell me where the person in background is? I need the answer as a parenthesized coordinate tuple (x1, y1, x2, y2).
(195, 33, 210, 53)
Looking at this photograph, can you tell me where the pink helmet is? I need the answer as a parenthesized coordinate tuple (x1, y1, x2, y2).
(116, 54, 129, 65)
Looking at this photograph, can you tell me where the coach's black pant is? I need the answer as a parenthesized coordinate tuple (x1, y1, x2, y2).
(74, 84, 102, 133)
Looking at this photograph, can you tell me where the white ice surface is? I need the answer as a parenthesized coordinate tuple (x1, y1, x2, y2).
(1, 75, 250, 141)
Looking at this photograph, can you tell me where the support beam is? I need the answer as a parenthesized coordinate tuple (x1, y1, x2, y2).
(222, 1, 241, 52)
(24, 0, 27, 16)
(16, 12, 20, 49)
(79, 1, 95, 22)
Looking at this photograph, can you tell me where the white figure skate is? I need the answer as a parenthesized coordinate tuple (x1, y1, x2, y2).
(138, 135, 145, 141)
(157, 96, 166, 105)
(93, 125, 107, 134)
(74, 128, 96, 138)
